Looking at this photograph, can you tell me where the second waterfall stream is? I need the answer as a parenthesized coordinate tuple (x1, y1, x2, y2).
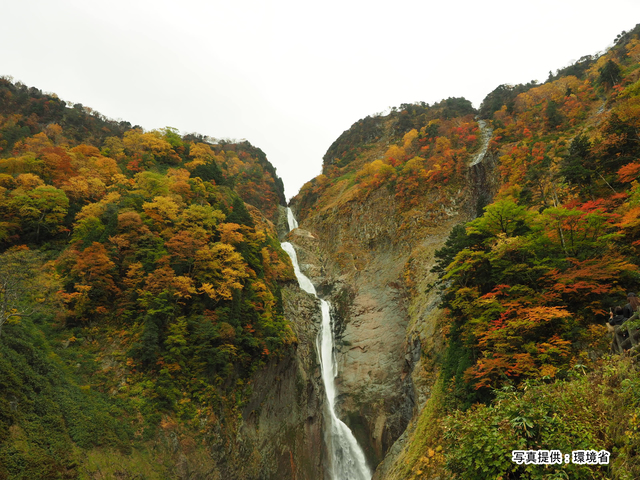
(281, 208, 371, 480)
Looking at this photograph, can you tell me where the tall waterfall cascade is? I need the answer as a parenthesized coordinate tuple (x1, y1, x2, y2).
(281, 208, 371, 480)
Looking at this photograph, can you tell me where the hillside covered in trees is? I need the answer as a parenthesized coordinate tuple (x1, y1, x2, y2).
(5, 22, 640, 480)
(0, 77, 297, 478)
(290, 24, 640, 480)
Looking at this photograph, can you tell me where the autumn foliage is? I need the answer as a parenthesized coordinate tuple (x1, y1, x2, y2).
(0, 76, 295, 436)
(294, 25, 640, 413)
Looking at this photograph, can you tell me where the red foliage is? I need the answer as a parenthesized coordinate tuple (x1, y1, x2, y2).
(618, 161, 640, 183)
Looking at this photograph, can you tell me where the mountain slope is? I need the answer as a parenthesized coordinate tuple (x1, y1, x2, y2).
(0, 77, 323, 479)
(290, 23, 640, 479)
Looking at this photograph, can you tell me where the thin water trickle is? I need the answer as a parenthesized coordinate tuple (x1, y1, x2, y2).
(282, 208, 371, 480)
(469, 119, 493, 167)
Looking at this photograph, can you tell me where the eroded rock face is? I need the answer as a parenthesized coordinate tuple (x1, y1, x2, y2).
(239, 282, 327, 479)
(286, 193, 419, 469)
(288, 177, 483, 473)
(330, 252, 414, 466)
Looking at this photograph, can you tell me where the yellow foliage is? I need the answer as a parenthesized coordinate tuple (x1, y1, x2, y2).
(627, 39, 640, 62)
(316, 174, 329, 186)
(539, 364, 558, 378)
(90, 157, 120, 185)
(195, 243, 249, 300)
(587, 54, 611, 79)
(44, 123, 64, 143)
(18, 132, 52, 154)
(62, 176, 106, 203)
(384, 145, 405, 162)
(172, 276, 196, 299)
(219, 223, 244, 245)
(614, 95, 640, 129)
(403, 129, 419, 148)
(102, 136, 126, 160)
(123, 262, 146, 291)
(185, 142, 215, 170)
(123, 129, 173, 158)
(189, 143, 214, 159)
(223, 155, 242, 177)
(198, 282, 217, 299)
(142, 196, 180, 225)
(513, 77, 582, 112)
(434, 136, 451, 153)
(402, 156, 426, 175)
(0, 174, 14, 189)
(167, 168, 190, 182)
(74, 192, 121, 223)
(356, 159, 396, 190)
(15, 173, 44, 190)
(252, 280, 275, 313)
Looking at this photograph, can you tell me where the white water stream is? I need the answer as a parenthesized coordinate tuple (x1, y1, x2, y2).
(281, 209, 371, 480)
(469, 119, 493, 167)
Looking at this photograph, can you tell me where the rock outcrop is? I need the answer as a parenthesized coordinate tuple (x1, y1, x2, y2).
(286, 190, 449, 470)
(239, 281, 326, 479)
(234, 207, 328, 479)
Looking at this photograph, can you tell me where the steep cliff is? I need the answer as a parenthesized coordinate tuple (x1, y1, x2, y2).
(236, 281, 326, 479)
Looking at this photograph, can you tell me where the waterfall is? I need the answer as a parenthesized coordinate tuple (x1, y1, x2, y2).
(468, 119, 497, 216)
(469, 119, 493, 167)
(282, 208, 371, 480)
(287, 207, 299, 230)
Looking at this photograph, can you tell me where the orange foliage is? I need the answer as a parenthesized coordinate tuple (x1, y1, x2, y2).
(618, 161, 640, 183)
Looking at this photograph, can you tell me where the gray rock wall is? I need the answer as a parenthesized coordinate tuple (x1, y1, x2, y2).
(286, 203, 418, 470)
(239, 284, 327, 479)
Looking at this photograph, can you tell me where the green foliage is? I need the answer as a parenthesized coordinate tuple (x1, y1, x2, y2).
(7, 185, 69, 242)
(443, 358, 640, 479)
(560, 133, 595, 193)
(431, 224, 473, 276)
(466, 199, 531, 238)
(599, 59, 622, 89)
(432, 97, 476, 120)
(435, 196, 635, 396)
(129, 292, 175, 369)
(0, 315, 133, 478)
(0, 247, 41, 336)
(479, 81, 541, 119)
(192, 158, 225, 185)
(226, 195, 255, 227)
(549, 55, 597, 82)
(0, 77, 130, 147)
(545, 99, 564, 129)
(440, 319, 481, 409)
(323, 115, 385, 168)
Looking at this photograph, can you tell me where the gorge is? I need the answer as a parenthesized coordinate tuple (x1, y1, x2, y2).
(3, 23, 640, 480)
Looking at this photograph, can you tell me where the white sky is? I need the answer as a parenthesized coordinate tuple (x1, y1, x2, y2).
(3, 1, 640, 200)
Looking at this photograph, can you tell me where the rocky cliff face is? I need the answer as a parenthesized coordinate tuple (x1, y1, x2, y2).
(287, 120, 498, 476)
(285, 192, 454, 471)
(223, 208, 328, 480)
(238, 282, 326, 479)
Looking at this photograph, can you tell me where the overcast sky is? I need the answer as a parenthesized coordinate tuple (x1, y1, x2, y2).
(3, 1, 640, 200)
